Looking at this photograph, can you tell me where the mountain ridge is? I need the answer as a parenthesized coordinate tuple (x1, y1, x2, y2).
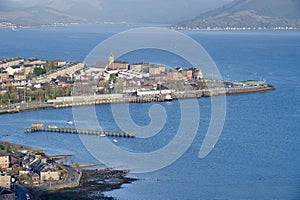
(0, 0, 230, 26)
(0, 6, 87, 26)
(178, 0, 300, 29)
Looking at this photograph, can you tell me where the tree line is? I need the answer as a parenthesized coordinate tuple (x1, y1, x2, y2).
(0, 86, 73, 105)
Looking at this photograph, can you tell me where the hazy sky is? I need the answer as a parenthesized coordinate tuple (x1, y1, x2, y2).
(2, 0, 233, 23)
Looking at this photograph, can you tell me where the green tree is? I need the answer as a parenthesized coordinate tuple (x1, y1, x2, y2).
(2, 93, 10, 104)
(33, 67, 46, 76)
(55, 88, 64, 97)
(10, 91, 18, 103)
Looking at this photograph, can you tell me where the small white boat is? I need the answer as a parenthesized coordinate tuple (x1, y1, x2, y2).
(67, 121, 73, 125)
(164, 94, 173, 102)
(100, 133, 106, 137)
(48, 125, 58, 128)
(113, 139, 118, 143)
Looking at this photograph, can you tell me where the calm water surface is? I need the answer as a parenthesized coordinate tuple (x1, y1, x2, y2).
(0, 25, 299, 199)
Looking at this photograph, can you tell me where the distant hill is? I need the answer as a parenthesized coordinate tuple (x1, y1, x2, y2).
(0, 0, 230, 27)
(0, 7, 86, 26)
(178, 0, 300, 29)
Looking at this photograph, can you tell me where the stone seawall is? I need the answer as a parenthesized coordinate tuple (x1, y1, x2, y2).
(204, 86, 276, 97)
(0, 86, 275, 115)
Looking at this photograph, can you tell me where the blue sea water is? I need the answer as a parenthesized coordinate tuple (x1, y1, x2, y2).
(0, 25, 300, 199)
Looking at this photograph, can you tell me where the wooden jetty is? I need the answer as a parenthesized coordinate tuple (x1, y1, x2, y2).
(24, 124, 135, 138)
(77, 163, 103, 168)
(48, 155, 72, 160)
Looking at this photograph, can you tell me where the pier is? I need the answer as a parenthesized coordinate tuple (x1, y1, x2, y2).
(24, 124, 136, 138)
(48, 155, 72, 160)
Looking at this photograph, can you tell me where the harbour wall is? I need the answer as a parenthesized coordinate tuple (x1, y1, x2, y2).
(0, 85, 275, 114)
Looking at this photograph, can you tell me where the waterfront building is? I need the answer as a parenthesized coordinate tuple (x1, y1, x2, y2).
(0, 173, 11, 188)
(0, 151, 9, 169)
(32, 172, 40, 184)
(39, 167, 59, 181)
(10, 151, 25, 169)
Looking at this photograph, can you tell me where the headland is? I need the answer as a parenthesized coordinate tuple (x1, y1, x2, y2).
(0, 56, 275, 114)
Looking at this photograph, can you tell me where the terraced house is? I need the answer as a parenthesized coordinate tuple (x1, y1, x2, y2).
(0, 151, 9, 169)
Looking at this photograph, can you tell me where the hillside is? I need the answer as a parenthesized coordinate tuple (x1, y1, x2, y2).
(178, 0, 300, 29)
(0, 0, 229, 27)
(0, 7, 86, 26)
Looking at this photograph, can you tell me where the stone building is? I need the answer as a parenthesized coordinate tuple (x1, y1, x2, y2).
(0, 70, 8, 83)
(113, 61, 130, 71)
(0, 151, 9, 169)
(108, 53, 114, 69)
(165, 71, 183, 81)
(0, 173, 11, 188)
(40, 168, 59, 181)
(51, 60, 66, 67)
(107, 54, 129, 70)
(149, 65, 166, 76)
(181, 69, 193, 80)
(193, 69, 203, 79)
(10, 151, 25, 169)
(21, 64, 35, 75)
(129, 63, 143, 72)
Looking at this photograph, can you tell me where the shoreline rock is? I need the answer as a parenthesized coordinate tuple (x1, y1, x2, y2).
(35, 168, 137, 200)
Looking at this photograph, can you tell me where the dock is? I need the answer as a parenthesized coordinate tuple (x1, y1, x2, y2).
(24, 124, 135, 138)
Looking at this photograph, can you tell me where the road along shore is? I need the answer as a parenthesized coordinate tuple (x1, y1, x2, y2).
(0, 85, 275, 115)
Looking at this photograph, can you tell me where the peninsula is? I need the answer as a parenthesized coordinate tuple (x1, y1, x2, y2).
(0, 55, 275, 114)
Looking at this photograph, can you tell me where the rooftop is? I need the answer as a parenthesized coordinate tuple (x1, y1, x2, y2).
(0, 151, 8, 157)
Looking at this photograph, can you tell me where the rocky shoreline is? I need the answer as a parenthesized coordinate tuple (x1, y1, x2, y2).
(34, 169, 137, 200)
(0, 141, 136, 200)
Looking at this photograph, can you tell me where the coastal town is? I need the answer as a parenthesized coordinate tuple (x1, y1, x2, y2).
(0, 141, 135, 200)
(0, 54, 274, 114)
(0, 55, 275, 199)
(0, 141, 81, 199)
